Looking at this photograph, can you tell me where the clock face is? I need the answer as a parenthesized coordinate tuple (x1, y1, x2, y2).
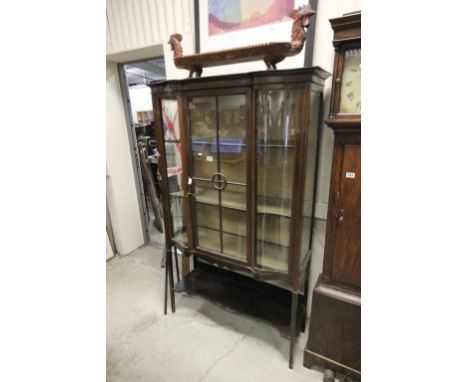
(339, 48, 361, 114)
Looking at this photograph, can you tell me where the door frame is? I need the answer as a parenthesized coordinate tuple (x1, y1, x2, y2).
(116, 57, 166, 245)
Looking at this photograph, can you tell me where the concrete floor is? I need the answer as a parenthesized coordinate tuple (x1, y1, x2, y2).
(107, 239, 330, 382)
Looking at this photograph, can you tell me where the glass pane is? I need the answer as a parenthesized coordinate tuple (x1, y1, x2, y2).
(165, 141, 182, 177)
(300, 91, 321, 262)
(340, 48, 361, 114)
(256, 214, 289, 272)
(194, 180, 221, 253)
(220, 183, 246, 211)
(189, 97, 217, 179)
(163, 98, 187, 245)
(218, 95, 247, 183)
(256, 89, 299, 272)
(257, 214, 290, 247)
(171, 195, 186, 245)
(222, 208, 247, 261)
(161, 99, 180, 141)
(221, 183, 246, 260)
(256, 242, 288, 273)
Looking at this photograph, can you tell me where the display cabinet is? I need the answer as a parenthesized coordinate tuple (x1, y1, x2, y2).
(150, 67, 330, 368)
(303, 11, 361, 381)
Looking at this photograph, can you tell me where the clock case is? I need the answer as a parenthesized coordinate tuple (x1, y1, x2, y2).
(303, 11, 361, 381)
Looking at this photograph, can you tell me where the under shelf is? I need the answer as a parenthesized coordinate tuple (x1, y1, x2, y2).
(174, 262, 306, 338)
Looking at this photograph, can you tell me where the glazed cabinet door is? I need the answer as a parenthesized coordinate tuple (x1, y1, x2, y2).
(255, 89, 300, 273)
(187, 94, 248, 263)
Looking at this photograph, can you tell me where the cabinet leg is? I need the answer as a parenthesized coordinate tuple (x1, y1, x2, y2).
(289, 292, 298, 369)
(164, 251, 168, 315)
(167, 248, 176, 313)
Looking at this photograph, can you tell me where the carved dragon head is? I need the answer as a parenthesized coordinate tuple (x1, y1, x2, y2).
(289, 4, 316, 49)
(168, 33, 183, 57)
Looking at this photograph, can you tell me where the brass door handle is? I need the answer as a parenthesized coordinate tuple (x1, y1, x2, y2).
(338, 208, 345, 223)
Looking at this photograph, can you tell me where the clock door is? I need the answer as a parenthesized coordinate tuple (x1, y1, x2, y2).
(339, 48, 361, 115)
(331, 143, 361, 289)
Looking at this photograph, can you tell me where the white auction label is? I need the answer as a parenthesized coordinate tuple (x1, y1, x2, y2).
(206, 156, 213, 162)
(346, 172, 356, 179)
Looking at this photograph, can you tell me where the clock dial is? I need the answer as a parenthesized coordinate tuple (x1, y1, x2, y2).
(339, 48, 361, 114)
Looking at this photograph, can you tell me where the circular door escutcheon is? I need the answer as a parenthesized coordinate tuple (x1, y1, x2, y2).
(211, 172, 227, 190)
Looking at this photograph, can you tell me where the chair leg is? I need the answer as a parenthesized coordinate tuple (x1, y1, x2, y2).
(289, 292, 299, 369)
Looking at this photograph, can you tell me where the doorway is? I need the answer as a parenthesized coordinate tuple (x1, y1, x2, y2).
(119, 57, 166, 248)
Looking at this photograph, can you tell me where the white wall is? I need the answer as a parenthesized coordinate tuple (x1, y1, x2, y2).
(106, 232, 115, 260)
(106, 0, 197, 257)
(106, 0, 195, 55)
(106, 62, 145, 255)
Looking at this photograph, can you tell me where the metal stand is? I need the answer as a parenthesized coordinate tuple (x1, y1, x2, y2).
(163, 244, 178, 315)
(173, 247, 180, 283)
(289, 292, 299, 369)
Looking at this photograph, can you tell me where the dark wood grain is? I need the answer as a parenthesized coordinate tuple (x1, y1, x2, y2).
(304, 276, 361, 379)
(331, 144, 361, 289)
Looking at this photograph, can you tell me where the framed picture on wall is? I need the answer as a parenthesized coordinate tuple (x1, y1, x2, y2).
(194, 0, 317, 75)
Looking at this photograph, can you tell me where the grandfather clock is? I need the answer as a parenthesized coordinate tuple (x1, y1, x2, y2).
(303, 11, 361, 381)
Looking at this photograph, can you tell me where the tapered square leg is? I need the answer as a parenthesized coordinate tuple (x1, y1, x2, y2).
(164, 253, 168, 315)
(167, 247, 176, 313)
(289, 292, 298, 369)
